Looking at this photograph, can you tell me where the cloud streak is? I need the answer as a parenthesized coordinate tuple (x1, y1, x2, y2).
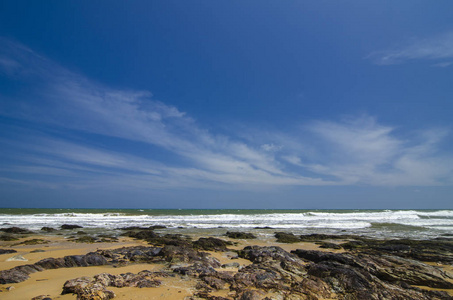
(1, 39, 453, 192)
(368, 31, 453, 65)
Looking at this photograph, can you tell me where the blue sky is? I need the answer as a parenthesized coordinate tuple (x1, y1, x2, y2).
(1, 1, 453, 208)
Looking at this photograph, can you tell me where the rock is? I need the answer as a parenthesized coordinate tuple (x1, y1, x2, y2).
(119, 226, 149, 230)
(148, 225, 167, 230)
(237, 289, 265, 300)
(70, 235, 97, 243)
(0, 227, 33, 234)
(6, 254, 27, 261)
(317, 242, 342, 250)
(274, 232, 300, 243)
(60, 224, 83, 230)
(30, 249, 46, 253)
(292, 248, 453, 298)
(15, 238, 49, 245)
(221, 262, 240, 268)
(0, 235, 18, 241)
(0, 252, 109, 284)
(341, 238, 453, 264)
(299, 234, 346, 241)
(62, 276, 115, 300)
(31, 295, 52, 300)
(238, 246, 301, 265)
(41, 227, 55, 232)
(62, 271, 166, 299)
(225, 232, 256, 239)
(193, 237, 233, 251)
(0, 286, 14, 292)
(0, 249, 17, 255)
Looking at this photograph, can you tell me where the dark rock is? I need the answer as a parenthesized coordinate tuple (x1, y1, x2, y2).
(0, 227, 33, 234)
(274, 232, 300, 243)
(341, 238, 453, 264)
(237, 289, 265, 300)
(30, 249, 46, 253)
(317, 242, 342, 249)
(62, 270, 167, 298)
(41, 227, 55, 232)
(60, 224, 83, 230)
(31, 295, 52, 300)
(148, 225, 167, 230)
(193, 237, 233, 251)
(292, 248, 453, 298)
(118, 226, 149, 230)
(0, 252, 109, 284)
(0, 264, 42, 284)
(0, 249, 17, 255)
(0, 234, 18, 241)
(238, 246, 301, 264)
(299, 234, 347, 241)
(15, 238, 49, 245)
(221, 262, 240, 268)
(225, 232, 256, 239)
(70, 236, 97, 243)
(62, 276, 115, 300)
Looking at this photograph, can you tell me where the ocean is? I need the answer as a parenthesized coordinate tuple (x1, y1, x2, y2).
(1, 208, 452, 240)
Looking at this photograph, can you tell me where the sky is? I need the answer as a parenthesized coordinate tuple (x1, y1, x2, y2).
(0, 1, 453, 209)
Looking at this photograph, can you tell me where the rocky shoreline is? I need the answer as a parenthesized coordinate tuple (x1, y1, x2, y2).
(0, 227, 452, 299)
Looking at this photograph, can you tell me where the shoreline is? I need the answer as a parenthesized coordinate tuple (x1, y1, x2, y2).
(1, 228, 452, 299)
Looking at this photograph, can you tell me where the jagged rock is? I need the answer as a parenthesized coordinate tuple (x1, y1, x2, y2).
(0, 252, 109, 284)
(299, 234, 346, 241)
(15, 238, 49, 245)
(0, 235, 18, 241)
(238, 246, 301, 264)
(317, 242, 342, 250)
(237, 289, 265, 300)
(60, 224, 83, 230)
(341, 238, 453, 264)
(0, 249, 17, 255)
(221, 262, 240, 268)
(193, 237, 233, 251)
(225, 232, 256, 239)
(0, 227, 33, 234)
(41, 227, 55, 232)
(62, 276, 115, 300)
(148, 225, 167, 230)
(292, 249, 453, 299)
(274, 232, 300, 243)
(62, 271, 165, 299)
(174, 263, 217, 277)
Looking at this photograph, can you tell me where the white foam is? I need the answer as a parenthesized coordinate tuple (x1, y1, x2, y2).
(0, 210, 451, 235)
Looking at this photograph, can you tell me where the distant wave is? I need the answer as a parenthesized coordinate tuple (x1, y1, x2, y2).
(0, 209, 452, 239)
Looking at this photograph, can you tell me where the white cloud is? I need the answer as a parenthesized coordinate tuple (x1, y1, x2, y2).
(1, 39, 453, 190)
(369, 31, 453, 65)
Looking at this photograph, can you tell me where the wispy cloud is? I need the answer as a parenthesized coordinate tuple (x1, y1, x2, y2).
(1, 39, 452, 191)
(368, 31, 453, 65)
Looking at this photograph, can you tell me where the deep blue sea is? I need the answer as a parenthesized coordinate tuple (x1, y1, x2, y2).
(1, 209, 452, 240)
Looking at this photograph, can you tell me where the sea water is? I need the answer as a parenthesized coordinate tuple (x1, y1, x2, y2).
(0, 209, 452, 240)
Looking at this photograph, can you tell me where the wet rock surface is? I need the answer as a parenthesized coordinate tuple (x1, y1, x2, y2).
(225, 232, 256, 239)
